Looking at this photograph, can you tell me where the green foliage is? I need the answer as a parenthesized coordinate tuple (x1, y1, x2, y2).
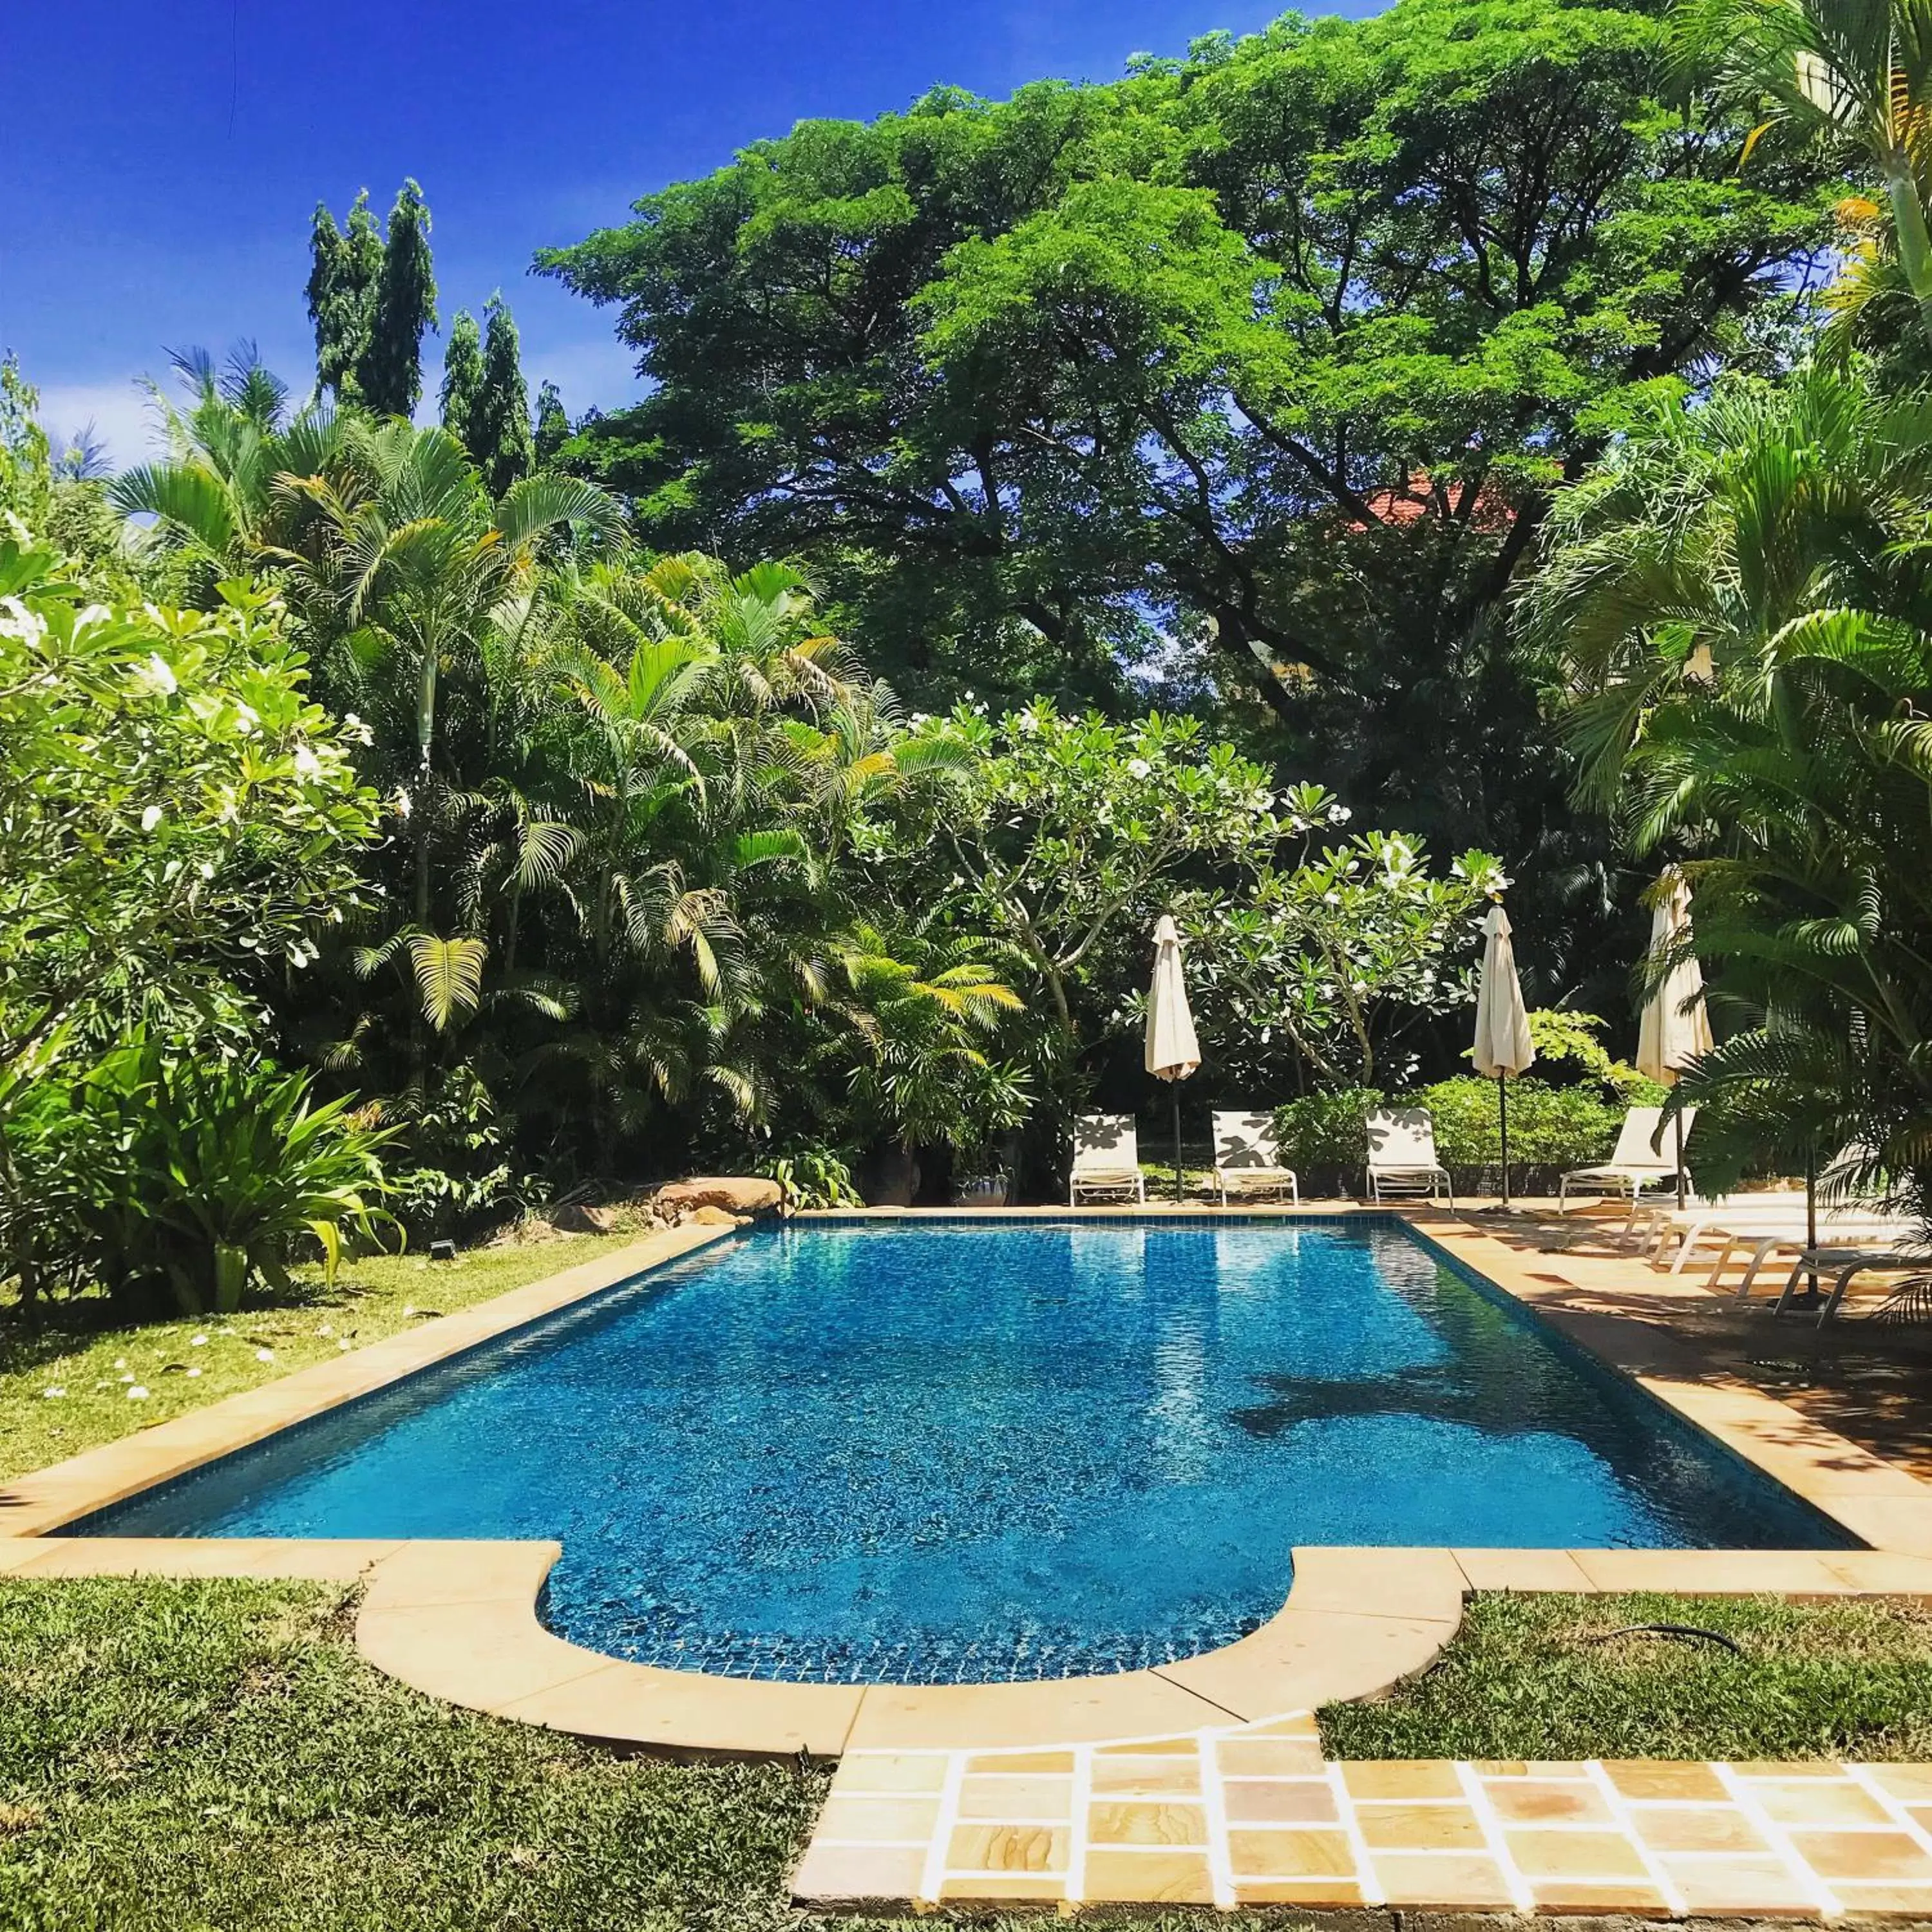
(438, 308, 485, 452)
(1524, 1009, 1660, 1098)
(356, 179, 439, 419)
(306, 190, 384, 400)
(40, 1047, 397, 1317)
(473, 294, 535, 498)
(1274, 1078, 1625, 1172)
(1532, 360, 1932, 1211)
(752, 1141, 863, 1209)
(533, 379, 570, 468)
(1322, 1591, 1932, 1763)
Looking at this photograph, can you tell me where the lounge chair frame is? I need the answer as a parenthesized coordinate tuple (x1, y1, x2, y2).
(1068, 1113, 1146, 1206)
(1365, 1106, 1454, 1208)
(1212, 1111, 1300, 1207)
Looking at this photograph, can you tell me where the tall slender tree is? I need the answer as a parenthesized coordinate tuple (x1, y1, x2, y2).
(440, 310, 485, 454)
(357, 180, 438, 419)
(305, 189, 383, 400)
(533, 379, 569, 468)
(473, 294, 535, 498)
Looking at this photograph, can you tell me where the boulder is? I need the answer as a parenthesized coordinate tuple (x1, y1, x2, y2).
(652, 1176, 783, 1219)
(685, 1204, 746, 1227)
(549, 1202, 623, 1235)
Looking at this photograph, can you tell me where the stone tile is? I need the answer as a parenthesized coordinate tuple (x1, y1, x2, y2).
(1093, 1733, 1200, 1756)
(1484, 1778, 1616, 1825)
(946, 1824, 1066, 1874)
(1789, 1831, 1932, 1884)
(1226, 1828, 1356, 1879)
(1090, 1756, 1202, 1797)
(1244, 1712, 1320, 1738)
(1160, 1607, 1454, 1718)
(1826, 1552, 1932, 1593)
(1753, 1779, 1897, 1828)
(1282, 1545, 1467, 1621)
(1453, 1548, 1595, 1592)
(790, 1842, 928, 1904)
(1868, 1766, 1932, 1801)
(1222, 1779, 1338, 1825)
(813, 1795, 940, 1842)
(1506, 1829, 1650, 1881)
(1632, 1806, 1770, 1855)
(1088, 1801, 1206, 1847)
(1235, 1879, 1366, 1906)
(1834, 1882, 1932, 1913)
(832, 1752, 948, 1795)
(846, 1673, 1225, 1752)
(935, 1873, 1065, 1902)
(965, 1750, 1072, 1774)
(1605, 1759, 1729, 1803)
(1216, 1737, 1326, 1777)
(1081, 1850, 1215, 1903)
(1733, 1759, 1847, 1778)
(1567, 1549, 1848, 1595)
(1372, 1853, 1514, 1907)
(955, 1776, 1070, 1822)
(1341, 1759, 1464, 1800)
(1662, 1853, 1823, 1914)
(1530, 1882, 1672, 1915)
(1824, 1497, 1932, 1558)
(365, 1539, 559, 1610)
(1355, 1802, 1486, 1851)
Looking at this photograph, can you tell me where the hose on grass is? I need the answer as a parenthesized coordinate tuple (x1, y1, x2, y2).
(1580, 1622, 1744, 1655)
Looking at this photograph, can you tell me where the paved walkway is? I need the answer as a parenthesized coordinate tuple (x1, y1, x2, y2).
(793, 1712, 1932, 1917)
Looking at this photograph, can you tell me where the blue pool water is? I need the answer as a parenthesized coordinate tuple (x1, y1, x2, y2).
(78, 1219, 1849, 1683)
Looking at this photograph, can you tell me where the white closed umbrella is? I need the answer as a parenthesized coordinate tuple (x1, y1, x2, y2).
(1472, 900, 1535, 1208)
(1145, 913, 1200, 1204)
(1636, 866, 1714, 1209)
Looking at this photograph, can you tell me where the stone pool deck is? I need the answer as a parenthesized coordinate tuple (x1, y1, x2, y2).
(10, 1203, 1932, 1912)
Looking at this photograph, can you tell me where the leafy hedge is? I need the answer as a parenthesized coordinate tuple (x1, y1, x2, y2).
(1274, 1077, 1638, 1179)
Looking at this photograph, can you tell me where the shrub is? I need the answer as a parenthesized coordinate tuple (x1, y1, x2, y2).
(1275, 1078, 1627, 1182)
(752, 1142, 862, 1210)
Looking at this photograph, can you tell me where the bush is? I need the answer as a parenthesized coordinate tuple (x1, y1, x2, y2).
(1275, 1077, 1629, 1189)
(19, 1046, 398, 1317)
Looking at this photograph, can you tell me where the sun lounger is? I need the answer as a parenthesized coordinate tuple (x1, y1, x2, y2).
(1069, 1113, 1146, 1206)
(1772, 1241, 1932, 1324)
(1213, 1112, 1299, 1206)
(1559, 1106, 1696, 1211)
(1366, 1106, 1453, 1207)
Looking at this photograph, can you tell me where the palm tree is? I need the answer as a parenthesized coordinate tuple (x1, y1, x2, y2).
(1528, 360, 1932, 1204)
(1678, 0, 1932, 339)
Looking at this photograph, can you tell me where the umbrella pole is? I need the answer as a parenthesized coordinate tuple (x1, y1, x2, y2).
(1674, 1108, 1686, 1212)
(1172, 1087, 1182, 1205)
(1806, 1141, 1819, 1299)
(1498, 1074, 1511, 1211)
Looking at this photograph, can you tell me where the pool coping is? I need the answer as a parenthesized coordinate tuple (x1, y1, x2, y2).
(5, 1205, 1932, 1759)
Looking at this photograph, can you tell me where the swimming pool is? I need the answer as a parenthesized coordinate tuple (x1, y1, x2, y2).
(77, 1218, 1849, 1683)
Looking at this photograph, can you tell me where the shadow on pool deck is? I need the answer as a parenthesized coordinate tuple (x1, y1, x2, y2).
(1457, 1202, 1932, 1485)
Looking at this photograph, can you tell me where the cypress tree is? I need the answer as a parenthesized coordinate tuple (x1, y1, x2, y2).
(440, 310, 486, 457)
(533, 380, 569, 468)
(473, 294, 535, 498)
(306, 189, 382, 400)
(356, 180, 438, 419)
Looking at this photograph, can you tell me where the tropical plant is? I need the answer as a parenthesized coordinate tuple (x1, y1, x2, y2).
(752, 1141, 863, 1209)
(56, 1046, 398, 1316)
(1528, 359, 1932, 1208)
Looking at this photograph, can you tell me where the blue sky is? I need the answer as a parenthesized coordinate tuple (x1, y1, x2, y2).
(5, 0, 1385, 466)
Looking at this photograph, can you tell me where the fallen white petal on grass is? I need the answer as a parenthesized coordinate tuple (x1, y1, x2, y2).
(254, 1347, 274, 1363)
(41, 1387, 64, 1399)
(126, 1386, 149, 1400)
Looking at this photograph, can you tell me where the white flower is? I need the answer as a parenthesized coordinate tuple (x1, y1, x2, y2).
(293, 743, 323, 780)
(316, 1323, 334, 1338)
(126, 1385, 149, 1401)
(139, 652, 178, 696)
(113, 1358, 127, 1369)
(337, 1339, 352, 1352)
(402, 1304, 415, 1316)
(140, 804, 164, 833)
(118, 1372, 134, 1383)
(41, 1387, 64, 1399)
(1127, 758, 1151, 780)
(393, 787, 412, 820)
(185, 1365, 204, 1379)
(191, 1333, 208, 1347)
(254, 1347, 274, 1363)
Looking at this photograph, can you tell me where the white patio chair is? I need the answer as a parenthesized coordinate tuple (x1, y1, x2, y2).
(1365, 1106, 1453, 1207)
(1068, 1114, 1146, 1206)
(1559, 1106, 1696, 1213)
(1213, 1112, 1299, 1206)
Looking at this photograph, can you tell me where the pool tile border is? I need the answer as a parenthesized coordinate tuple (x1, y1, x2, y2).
(5, 1206, 1932, 1766)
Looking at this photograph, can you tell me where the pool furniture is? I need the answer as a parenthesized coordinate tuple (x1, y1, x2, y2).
(1772, 1241, 1932, 1324)
(1640, 1200, 1917, 1294)
(1365, 1106, 1454, 1207)
(1558, 1104, 1697, 1212)
(1068, 1114, 1146, 1205)
(1212, 1112, 1300, 1206)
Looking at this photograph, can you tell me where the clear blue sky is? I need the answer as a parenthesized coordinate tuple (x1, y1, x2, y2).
(4, 0, 1385, 465)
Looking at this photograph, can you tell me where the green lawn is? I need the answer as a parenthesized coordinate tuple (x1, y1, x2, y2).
(0, 1234, 646, 1485)
(0, 1577, 1230, 1932)
(1320, 1591, 1932, 1763)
